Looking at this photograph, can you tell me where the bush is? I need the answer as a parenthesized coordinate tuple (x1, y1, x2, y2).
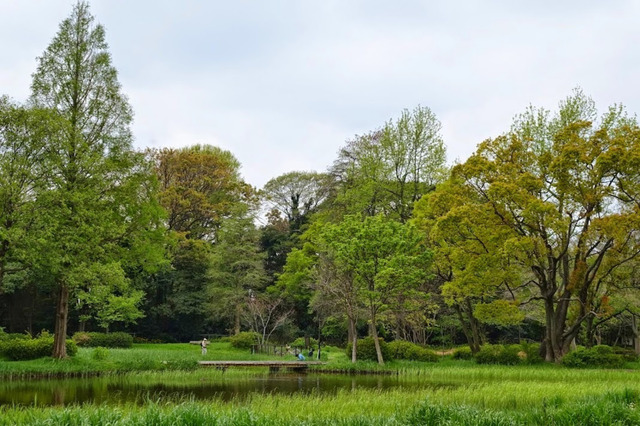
(72, 332, 91, 346)
(475, 344, 523, 365)
(0, 332, 31, 342)
(475, 344, 503, 364)
(388, 340, 414, 359)
(452, 347, 474, 360)
(613, 346, 639, 362)
(72, 332, 133, 348)
(229, 331, 259, 350)
(0, 336, 76, 360)
(345, 337, 391, 362)
(92, 347, 110, 361)
(290, 337, 318, 349)
(498, 344, 522, 365)
(562, 345, 624, 368)
(406, 345, 439, 362)
(520, 341, 543, 364)
(388, 340, 438, 362)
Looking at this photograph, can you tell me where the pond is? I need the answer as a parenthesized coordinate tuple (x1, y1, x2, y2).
(0, 371, 455, 406)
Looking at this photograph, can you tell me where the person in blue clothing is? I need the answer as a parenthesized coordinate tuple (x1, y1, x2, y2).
(297, 352, 305, 361)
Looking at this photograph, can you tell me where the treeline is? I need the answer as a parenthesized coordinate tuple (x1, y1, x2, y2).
(2, 2, 640, 363)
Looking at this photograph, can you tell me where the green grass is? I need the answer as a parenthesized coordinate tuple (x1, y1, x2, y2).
(4, 345, 640, 424)
(0, 341, 285, 378)
(1, 389, 640, 425)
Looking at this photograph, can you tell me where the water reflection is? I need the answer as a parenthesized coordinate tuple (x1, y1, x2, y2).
(0, 372, 457, 406)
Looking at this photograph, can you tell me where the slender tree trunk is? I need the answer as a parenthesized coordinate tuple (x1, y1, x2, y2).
(369, 309, 384, 365)
(632, 315, 640, 355)
(53, 284, 69, 359)
(349, 316, 357, 363)
(234, 304, 241, 335)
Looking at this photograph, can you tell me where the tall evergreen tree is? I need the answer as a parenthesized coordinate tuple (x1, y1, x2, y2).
(30, 2, 162, 358)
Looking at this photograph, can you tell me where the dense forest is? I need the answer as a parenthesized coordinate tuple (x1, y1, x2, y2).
(2, 2, 640, 363)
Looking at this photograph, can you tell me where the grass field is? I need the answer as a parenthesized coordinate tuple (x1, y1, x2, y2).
(3, 342, 640, 424)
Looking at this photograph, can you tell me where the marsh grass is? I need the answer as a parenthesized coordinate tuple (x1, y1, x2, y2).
(0, 341, 290, 379)
(2, 389, 640, 425)
(5, 343, 640, 424)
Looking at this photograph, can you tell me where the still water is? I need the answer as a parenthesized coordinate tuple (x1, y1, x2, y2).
(0, 372, 450, 406)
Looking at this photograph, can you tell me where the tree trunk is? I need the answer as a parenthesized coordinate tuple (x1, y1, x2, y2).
(585, 315, 595, 348)
(544, 297, 563, 362)
(347, 315, 354, 344)
(234, 304, 241, 335)
(349, 317, 357, 363)
(632, 315, 640, 355)
(455, 302, 480, 353)
(53, 284, 69, 359)
(369, 311, 384, 365)
(466, 299, 482, 351)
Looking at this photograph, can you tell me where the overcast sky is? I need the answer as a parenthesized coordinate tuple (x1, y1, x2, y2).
(1, 1, 639, 188)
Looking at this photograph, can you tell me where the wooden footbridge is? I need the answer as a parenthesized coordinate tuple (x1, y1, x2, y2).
(198, 360, 325, 373)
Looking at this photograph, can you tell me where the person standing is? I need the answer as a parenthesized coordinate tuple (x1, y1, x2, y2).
(201, 338, 208, 355)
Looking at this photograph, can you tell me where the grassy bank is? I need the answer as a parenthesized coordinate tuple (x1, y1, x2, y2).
(3, 340, 640, 378)
(0, 342, 285, 379)
(1, 388, 639, 425)
(4, 348, 640, 424)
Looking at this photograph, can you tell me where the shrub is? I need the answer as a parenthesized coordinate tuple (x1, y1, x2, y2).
(345, 337, 391, 362)
(475, 344, 523, 365)
(562, 345, 624, 368)
(290, 337, 318, 349)
(388, 340, 438, 362)
(612, 346, 639, 362)
(0, 332, 31, 342)
(1, 336, 76, 360)
(72, 332, 91, 346)
(520, 341, 543, 364)
(66, 339, 78, 357)
(452, 347, 474, 360)
(229, 331, 259, 350)
(406, 345, 439, 362)
(475, 344, 502, 364)
(388, 340, 414, 359)
(92, 347, 110, 361)
(498, 344, 522, 365)
(73, 332, 133, 348)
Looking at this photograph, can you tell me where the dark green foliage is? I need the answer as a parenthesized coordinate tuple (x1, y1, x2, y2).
(73, 332, 133, 348)
(388, 340, 438, 362)
(346, 337, 392, 362)
(387, 340, 413, 359)
(520, 341, 543, 364)
(0, 332, 31, 341)
(229, 332, 259, 349)
(612, 346, 639, 362)
(475, 344, 522, 365)
(91, 347, 110, 361)
(474, 344, 503, 364)
(562, 345, 624, 368)
(452, 346, 474, 360)
(0, 336, 76, 360)
(498, 345, 522, 365)
(290, 337, 317, 349)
